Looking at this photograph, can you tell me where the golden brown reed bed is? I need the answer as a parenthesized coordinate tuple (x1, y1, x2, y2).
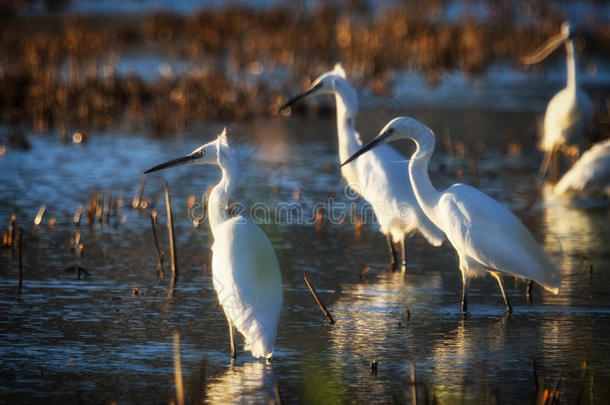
(0, 1, 608, 137)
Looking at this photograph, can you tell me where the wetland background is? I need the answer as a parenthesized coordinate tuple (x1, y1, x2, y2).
(1, 0, 610, 403)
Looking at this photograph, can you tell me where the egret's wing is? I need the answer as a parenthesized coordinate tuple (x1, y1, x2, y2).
(212, 217, 282, 357)
(439, 185, 560, 293)
(555, 139, 610, 196)
(543, 88, 594, 151)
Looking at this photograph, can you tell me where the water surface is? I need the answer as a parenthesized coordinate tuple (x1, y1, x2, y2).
(0, 109, 609, 403)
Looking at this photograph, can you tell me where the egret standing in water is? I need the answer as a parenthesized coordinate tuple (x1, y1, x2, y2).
(342, 117, 561, 313)
(145, 130, 283, 361)
(554, 138, 610, 198)
(523, 22, 594, 178)
(280, 64, 444, 271)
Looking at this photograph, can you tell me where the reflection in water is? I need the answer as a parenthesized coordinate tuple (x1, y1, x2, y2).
(1, 117, 610, 403)
(329, 271, 444, 359)
(429, 316, 508, 402)
(205, 362, 276, 404)
(541, 185, 609, 301)
(324, 271, 445, 401)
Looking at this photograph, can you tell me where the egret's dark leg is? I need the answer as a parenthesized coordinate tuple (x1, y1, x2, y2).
(551, 147, 561, 182)
(539, 149, 553, 178)
(526, 280, 534, 304)
(539, 151, 551, 178)
(400, 237, 407, 272)
(492, 272, 513, 313)
(461, 274, 470, 314)
(228, 320, 237, 360)
(386, 234, 399, 270)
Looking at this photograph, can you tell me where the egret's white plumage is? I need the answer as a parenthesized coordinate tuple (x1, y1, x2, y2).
(343, 117, 561, 313)
(554, 139, 610, 198)
(524, 22, 594, 177)
(145, 130, 282, 360)
(281, 64, 444, 269)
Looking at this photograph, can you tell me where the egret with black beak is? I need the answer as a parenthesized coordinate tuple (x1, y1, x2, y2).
(145, 130, 283, 361)
(281, 64, 444, 271)
(343, 117, 561, 313)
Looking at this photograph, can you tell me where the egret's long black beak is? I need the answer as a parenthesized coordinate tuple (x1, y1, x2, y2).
(144, 153, 201, 174)
(522, 32, 568, 65)
(341, 131, 391, 167)
(279, 82, 323, 113)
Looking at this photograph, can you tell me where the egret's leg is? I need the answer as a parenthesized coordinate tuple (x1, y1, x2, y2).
(386, 234, 398, 270)
(491, 272, 513, 313)
(461, 274, 470, 314)
(526, 280, 534, 304)
(538, 146, 558, 178)
(400, 237, 407, 272)
(550, 147, 561, 181)
(538, 149, 553, 178)
(228, 320, 237, 360)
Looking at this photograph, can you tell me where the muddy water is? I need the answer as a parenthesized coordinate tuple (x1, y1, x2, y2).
(0, 109, 609, 403)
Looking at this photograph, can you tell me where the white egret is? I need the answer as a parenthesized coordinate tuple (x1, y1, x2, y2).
(523, 22, 594, 178)
(144, 130, 283, 361)
(280, 64, 444, 271)
(342, 117, 561, 313)
(554, 138, 610, 198)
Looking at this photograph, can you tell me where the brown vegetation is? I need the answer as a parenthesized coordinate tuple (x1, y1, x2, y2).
(0, 1, 608, 136)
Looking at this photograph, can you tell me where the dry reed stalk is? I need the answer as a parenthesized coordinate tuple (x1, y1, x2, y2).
(164, 181, 178, 277)
(303, 272, 335, 324)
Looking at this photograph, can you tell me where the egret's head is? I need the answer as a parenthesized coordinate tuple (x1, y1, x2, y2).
(341, 117, 434, 166)
(279, 63, 351, 112)
(522, 21, 573, 65)
(144, 129, 230, 174)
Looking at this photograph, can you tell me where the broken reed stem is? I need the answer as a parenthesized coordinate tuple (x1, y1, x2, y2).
(73, 204, 83, 225)
(164, 181, 178, 278)
(17, 229, 22, 293)
(150, 210, 165, 274)
(95, 191, 103, 223)
(34, 204, 46, 226)
(132, 175, 146, 209)
(168, 274, 176, 298)
(303, 272, 335, 324)
(410, 363, 417, 405)
(8, 214, 15, 246)
(550, 371, 563, 404)
(273, 380, 283, 405)
(173, 330, 185, 405)
(77, 243, 86, 279)
(576, 361, 587, 405)
(532, 358, 539, 393)
(103, 190, 111, 223)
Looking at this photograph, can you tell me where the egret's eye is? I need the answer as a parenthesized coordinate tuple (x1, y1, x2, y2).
(387, 128, 394, 134)
(198, 150, 205, 156)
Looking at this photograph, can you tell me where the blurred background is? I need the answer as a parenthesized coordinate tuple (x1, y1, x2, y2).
(0, 1, 609, 404)
(0, 0, 608, 139)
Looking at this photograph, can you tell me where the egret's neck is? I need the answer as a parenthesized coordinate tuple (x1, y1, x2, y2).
(208, 154, 237, 236)
(408, 131, 442, 227)
(334, 85, 361, 162)
(565, 39, 578, 91)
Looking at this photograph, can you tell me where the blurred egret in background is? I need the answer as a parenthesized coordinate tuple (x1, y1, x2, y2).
(342, 117, 561, 313)
(554, 138, 610, 198)
(281, 64, 444, 271)
(145, 130, 282, 361)
(523, 22, 594, 178)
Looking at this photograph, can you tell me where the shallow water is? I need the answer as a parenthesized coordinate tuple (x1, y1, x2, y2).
(0, 108, 609, 404)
